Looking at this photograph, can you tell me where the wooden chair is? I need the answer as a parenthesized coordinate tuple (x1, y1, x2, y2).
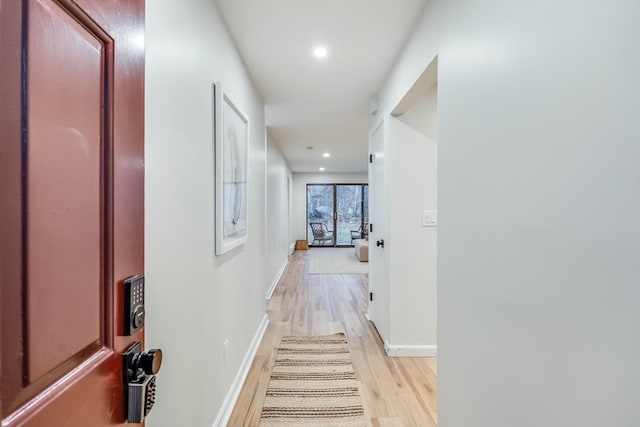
(309, 222, 334, 246)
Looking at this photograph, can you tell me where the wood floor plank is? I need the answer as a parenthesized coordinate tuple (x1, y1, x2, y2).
(372, 418, 404, 427)
(227, 249, 438, 426)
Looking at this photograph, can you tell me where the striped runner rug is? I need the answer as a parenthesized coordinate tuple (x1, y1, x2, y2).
(259, 333, 368, 426)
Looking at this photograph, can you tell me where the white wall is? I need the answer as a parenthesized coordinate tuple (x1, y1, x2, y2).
(377, 1, 640, 426)
(145, 1, 271, 425)
(388, 83, 438, 347)
(397, 83, 438, 141)
(291, 173, 368, 242)
(266, 135, 293, 296)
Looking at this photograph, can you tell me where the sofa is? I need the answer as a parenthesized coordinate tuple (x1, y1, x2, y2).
(354, 239, 369, 262)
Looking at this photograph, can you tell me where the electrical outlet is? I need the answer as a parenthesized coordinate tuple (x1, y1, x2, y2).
(223, 339, 230, 366)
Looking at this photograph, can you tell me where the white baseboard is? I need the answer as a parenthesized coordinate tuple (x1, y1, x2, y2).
(385, 344, 437, 357)
(212, 314, 269, 427)
(289, 242, 296, 255)
(265, 257, 288, 300)
(365, 315, 437, 357)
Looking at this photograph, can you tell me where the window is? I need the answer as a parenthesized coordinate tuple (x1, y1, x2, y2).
(307, 184, 368, 247)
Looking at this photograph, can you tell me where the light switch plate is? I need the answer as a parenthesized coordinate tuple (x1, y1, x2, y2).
(422, 210, 437, 227)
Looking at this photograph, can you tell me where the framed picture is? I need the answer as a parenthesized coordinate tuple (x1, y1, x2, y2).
(214, 82, 249, 254)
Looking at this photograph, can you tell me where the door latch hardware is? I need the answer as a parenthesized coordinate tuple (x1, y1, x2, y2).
(123, 342, 163, 423)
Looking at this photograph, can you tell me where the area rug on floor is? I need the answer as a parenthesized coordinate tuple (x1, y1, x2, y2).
(259, 333, 368, 427)
(307, 248, 368, 275)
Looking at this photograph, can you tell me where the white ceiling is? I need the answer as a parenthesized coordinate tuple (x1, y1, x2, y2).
(215, 0, 427, 173)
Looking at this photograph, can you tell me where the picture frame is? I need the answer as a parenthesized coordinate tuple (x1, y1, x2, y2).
(214, 82, 249, 255)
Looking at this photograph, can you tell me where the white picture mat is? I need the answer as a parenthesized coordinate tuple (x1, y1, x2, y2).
(214, 82, 249, 254)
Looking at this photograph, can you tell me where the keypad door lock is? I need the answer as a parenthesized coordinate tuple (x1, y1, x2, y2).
(124, 275, 145, 335)
(123, 342, 163, 423)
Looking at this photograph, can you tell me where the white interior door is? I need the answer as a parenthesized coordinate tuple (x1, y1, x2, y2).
(368, 118, 389, 346)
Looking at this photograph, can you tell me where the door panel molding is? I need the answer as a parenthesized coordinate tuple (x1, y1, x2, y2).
(26, 0, 112, 384)
(0, 0, 26, 415)
(1, 347, 112, 426)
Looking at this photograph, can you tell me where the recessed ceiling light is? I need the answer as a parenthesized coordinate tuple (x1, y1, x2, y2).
(306, 146, 315, 150)
(313, 46, 328, 59)
(319, 167, 325, 172)
(322, 152, 331, 158)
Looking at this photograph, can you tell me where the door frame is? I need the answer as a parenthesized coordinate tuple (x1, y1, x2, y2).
(367, 114, 390, 348)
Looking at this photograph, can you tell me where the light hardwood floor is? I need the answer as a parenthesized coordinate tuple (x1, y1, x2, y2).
(227, 249, 438, 426)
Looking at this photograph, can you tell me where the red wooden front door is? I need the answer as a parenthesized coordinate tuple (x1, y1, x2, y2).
(1, 0, 146, 425)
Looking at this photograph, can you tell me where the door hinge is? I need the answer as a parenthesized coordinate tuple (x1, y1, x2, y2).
(369, 223, 373, 233)
(369, 292, 374, 301)
(369, 154, 374, 163)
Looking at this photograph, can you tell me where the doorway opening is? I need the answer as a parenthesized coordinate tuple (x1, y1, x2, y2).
(367, 55, 438, 359)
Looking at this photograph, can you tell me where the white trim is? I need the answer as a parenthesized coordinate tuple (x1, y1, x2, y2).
(369, 111, 385, 136)
(385, 344, 437, 357)
(265, 257, 288, 299)
(212, 314, 269, 427)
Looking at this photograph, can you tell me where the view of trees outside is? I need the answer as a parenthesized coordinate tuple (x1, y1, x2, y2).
(363, 185, 369, 228)
(336, 185, 362, 245)
(307, 184, 368, 246)
(307, 185, 334, 245)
